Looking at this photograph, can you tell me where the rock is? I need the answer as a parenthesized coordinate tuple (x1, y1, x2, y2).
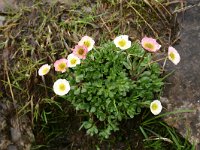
(163, 1, 200, 149)
(0, 16, 5, 26)
(0, 0, 17, 12)
(0, 98, 34, 150)
(7, 144, 18, 150)
(10, 127, 21, 143)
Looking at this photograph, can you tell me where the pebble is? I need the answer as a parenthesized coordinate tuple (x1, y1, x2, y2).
(7, 144, 18, 150)
(10, 127, 21, 143)
(0, 16, 5, 26)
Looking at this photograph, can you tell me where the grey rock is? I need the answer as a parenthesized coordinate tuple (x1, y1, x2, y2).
(0, 16, 5, 26)
(10, 127, 21, 143)
(0, 99, 12, 150)
(163, 1, 200, 149)
(7, 144, 18, 150)
(0, 0, 17, 12)
(0, 98, 34, 150)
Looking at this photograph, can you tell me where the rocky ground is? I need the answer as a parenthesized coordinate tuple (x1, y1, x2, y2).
(0, 98, 34, 150)
(163, 0, 200, 149)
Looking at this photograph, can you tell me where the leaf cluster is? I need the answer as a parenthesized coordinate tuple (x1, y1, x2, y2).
(62, 42, 163, 138)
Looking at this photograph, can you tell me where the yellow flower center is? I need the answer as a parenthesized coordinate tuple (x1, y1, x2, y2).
(42, 67, 49, 75)
(118, 39, 126, 47)
(59, 83, 66, 92)
(169, 52, 175, 60)
(78, 48, 84, 55)
(84, 40, 91, 48)
(144, 43, 154, 50)
(151, 103, 158, 110)
(58, 62, 67, 70)
(70, 58, 77, 65)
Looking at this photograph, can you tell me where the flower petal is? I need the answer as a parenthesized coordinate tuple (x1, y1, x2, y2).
(78, 36, 95, 51)
(114, 35, 131, 50)
(141, 37, 161, 52)
(168, 46, 180, 65)
(67, 53, 81, 68)
(38, 64, 51, 76)
(73, 45, 88, 59)
(54, 58, 68, 73)
(53, 79, 70, 96)
(150, 100, 162, 115)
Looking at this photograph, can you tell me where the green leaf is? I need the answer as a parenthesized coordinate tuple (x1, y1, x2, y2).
(90, 107, 96, 113)
(74, 88, 80, 95)
(98, 112, 106, 121)
(75, 74, 84, 83)
(123, 61, 131, 69)
(86, 125, 98, 136)
(81, 87, 87, 93)
(83, 121, 92, 129)
(127, 107, 135, 118)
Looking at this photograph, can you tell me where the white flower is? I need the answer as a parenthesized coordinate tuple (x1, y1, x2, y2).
(114, 35, 131, 50)
(67, 53, 81, 68)
(168, 46, 180, 65)
(38, 64, 51, 76)
(53, 79, 70, 96)
(150, 100, 162, 115)
(78, 36, 95, 51)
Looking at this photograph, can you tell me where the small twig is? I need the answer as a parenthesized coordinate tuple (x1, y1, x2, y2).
(144, 0, 169, 25)
(162, 56, 168, 72)
(136, 51, 146, 69)
(4, 60, 20, 128)
(125, 0, 158, 37)
(120, 0, 123, 30)
(143, 137, 173, 143)
(148, 57, 167, 65)
(100, 16, 113, 37)
(153, 0, 172, 16)
(172, 3, 199, 14)
(42, 76, 48, 96)
(4, 60, 16, 106)
(30, 95, 34, 126)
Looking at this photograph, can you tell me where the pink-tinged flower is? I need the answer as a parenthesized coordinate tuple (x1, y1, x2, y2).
(73, 45, 88, 59)
(54, 58, 68, 73)
(114, 35, 131, 50)
(78, 36, 95, 51)
(141, 37, 161, 52)
(168, 46, 180, 65)
(38, 64, 51, 76)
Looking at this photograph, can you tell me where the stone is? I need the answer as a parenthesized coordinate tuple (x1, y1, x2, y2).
(0, 0, 17, 12)
(0, 99, 34, 150)
(0, 16, 5, 26)
(163, 1, 200, 149)
(10, 127, 21, 143)
(7, 144, 18, 150)
(0, 99, 12, 149)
